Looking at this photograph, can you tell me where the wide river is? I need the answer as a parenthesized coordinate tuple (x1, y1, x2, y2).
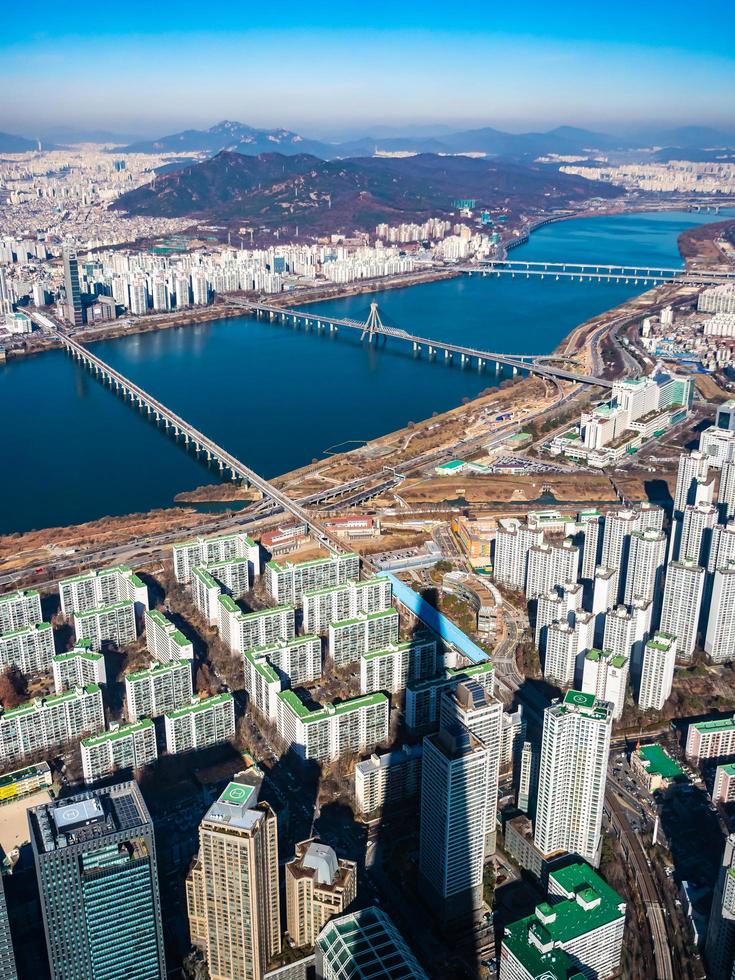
(1, 209, 729, 534)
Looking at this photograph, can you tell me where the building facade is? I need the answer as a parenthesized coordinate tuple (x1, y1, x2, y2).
(29, 782, 166, 980)
(187, 781, 280, 980)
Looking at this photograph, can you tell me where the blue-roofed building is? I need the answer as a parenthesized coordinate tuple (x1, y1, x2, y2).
(379, 573, 490, 666)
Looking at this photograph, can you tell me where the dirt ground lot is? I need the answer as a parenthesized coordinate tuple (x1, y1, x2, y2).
(399, 471, 619, 507)
(0, 789, 53, 853)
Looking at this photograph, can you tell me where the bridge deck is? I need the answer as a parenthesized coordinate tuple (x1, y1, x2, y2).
(239, 301, 612, 388)
(54, 329, 347, 554)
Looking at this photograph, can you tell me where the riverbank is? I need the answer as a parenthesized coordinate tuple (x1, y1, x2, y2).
(1, 207, 730, 549)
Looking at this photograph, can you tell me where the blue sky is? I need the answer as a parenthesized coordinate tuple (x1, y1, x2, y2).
(2, 1, 734, 137)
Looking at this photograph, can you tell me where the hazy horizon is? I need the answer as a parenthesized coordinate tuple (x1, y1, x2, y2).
(2, 0, 734, 139)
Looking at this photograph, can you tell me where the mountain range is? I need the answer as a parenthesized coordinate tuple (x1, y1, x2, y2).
(114, 120, 735, 161)
(110, 150, 621, 234)
(1, 120, 733, 161)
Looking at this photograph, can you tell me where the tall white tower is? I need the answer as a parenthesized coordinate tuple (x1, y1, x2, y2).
(660, 559, 705, 661)
(534, 690, 613, 867)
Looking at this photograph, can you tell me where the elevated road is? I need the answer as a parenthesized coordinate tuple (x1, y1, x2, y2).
(236, 301, 612, 388)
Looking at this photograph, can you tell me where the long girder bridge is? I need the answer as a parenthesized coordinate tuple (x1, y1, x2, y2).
(459, 258, 735, 285)
(52, 327, 350, 555)
(235, 300, 613, 389)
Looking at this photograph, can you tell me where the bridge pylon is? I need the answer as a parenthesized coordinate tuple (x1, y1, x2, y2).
(360, 302, 383, 342)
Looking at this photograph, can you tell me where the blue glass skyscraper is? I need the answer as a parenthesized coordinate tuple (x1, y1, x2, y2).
(29, 781, 166, 980)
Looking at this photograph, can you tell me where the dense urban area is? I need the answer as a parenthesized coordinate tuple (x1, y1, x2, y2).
(3, 105, 735, 980)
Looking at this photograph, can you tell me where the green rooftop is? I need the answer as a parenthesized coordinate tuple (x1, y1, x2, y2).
(59, 565, 133, 586)
(174, 531, 256, 549)
(267, 553, 358, 574)
(584, 648, 627, 668)
(52, 647, 103, 664)
(165, 692, 233, 719)
(0, 621, 52, 640)
(278, 689, 387, 724)
(2, 684, 100, 720)
(504, 863, 624, 977)
(74, 600, 134, 619)
(243, 646, 280, 683)
(691, 714, 735, 734)
(331, 608, 398, 629)
(81, 719, 154, 747)
(192, 566, 219, 589)
(361, 638, 430, 662)
(637, 743, 685, 782)
(126, 659, 190, 683)
(0, 589, 39, 603)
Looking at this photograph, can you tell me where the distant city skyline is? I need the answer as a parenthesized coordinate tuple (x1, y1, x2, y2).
(2, 1, 735, 136)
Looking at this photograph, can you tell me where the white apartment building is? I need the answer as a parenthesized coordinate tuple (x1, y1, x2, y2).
(705, 561, 735, 663)
(699, 283, 735, 314)
(277, 691, 389, 762)
(164, 693, 236, 754)
(534, 690, 613, 866)
(0, 621, 54, 675)
(81, 719, 158, 783)
(576, 512, 603, 580)
(493, 520, 544, 590)
(144, 608, 194, 662)
(708, 523, 735, 574)
(52, 643, 106, 693)
(638, 632, 677, 711)
(686, 715, 735, 763)
(718, 460, 735, 522)
(59, 565, 149, 616)
(126, 659, 193, 721)
(525, 540, 579, 601)
(217, 597, 295, 654)
(191, 567, 222, 626)
(660, 559, 705, 661)
(544, 614, 594, 688)
(266, 554, 360, 606)
(74, 600, 137, 650)
(248, 635, 322, 687)
(354, 744, 423, 816)
(623, 530, 666, 605)
(592, 566, 618, 619)
(602, 600, 651, 684)
(713, 764, 735, 804)
(243, 648, 283, 722)
(359, 636, 438, 694)
(302, 576, 392, 634)
(581, 649, 629, 720)
(534, 585, 581, 654)
(328, 609, 400, 667)
(0, 684, 104, 765)
(600, 509, 640, 604)
(700, 426, 735, 468)
(173, 531, 260, 584)
(202, 557, 252, 599)
(679, 502, 718, 565)
(500, 706, 527, 772)
(0, 589, 42, 633)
